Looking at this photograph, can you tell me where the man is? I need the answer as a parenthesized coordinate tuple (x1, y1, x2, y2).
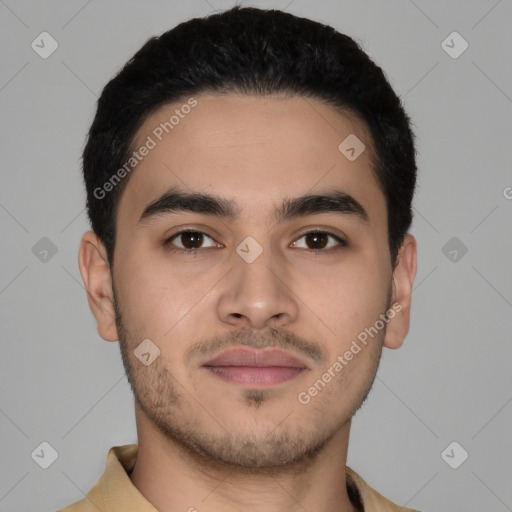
(63, 5, 418, 511)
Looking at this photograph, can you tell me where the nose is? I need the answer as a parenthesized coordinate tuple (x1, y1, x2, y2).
(216, 240, 299, 330)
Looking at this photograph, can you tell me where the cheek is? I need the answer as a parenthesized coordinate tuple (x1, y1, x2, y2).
(116, 250, 216, 343)
(295, 257, 388, 341)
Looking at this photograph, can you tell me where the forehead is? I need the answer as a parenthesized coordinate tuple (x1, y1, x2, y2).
(118, 93, 384, 226)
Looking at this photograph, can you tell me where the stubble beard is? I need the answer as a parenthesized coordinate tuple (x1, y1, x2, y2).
(113, 287, 385, 476)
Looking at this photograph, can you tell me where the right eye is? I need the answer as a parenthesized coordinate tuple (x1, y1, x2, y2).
(164, 230, 221, 254)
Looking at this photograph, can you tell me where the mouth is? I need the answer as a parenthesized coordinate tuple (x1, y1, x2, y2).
(201, 347, 309, 387)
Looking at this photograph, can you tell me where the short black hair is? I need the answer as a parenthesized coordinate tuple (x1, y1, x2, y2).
(82, 5, 417, 269)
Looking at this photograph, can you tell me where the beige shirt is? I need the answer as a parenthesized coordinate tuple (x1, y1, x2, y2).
(57, 444, 419, 512)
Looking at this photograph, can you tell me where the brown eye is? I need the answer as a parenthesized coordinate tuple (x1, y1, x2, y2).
(291, 231, 346, 252)
(166, 230, 217, 252)
(305, 232, 328, 249)
(178, 231, 204, 249)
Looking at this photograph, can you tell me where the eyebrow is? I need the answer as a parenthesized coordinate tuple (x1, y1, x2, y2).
(137, 185, 368, 227)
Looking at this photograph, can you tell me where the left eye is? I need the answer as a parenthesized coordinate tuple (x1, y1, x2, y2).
(291, 231, 346, 251)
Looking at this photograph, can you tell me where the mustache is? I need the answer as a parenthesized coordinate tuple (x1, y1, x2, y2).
(185, 325, 328, 366)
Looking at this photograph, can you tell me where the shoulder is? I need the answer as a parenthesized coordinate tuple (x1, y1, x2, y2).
(346, 466, 421, 512)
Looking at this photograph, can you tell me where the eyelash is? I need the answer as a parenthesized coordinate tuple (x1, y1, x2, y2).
(164, 229, 347, 256)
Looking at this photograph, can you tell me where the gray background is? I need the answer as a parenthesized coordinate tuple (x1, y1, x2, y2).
(1, 0, 511, 511)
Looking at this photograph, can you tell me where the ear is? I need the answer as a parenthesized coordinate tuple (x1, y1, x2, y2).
(78, 230, 119, 342)
(383, 234, 417, 350)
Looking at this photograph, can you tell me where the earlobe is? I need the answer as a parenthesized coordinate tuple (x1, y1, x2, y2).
(78, 231, 119, 342)
(383, 234, 417, 350)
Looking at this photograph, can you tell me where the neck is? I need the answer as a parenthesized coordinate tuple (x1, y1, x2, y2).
(129, 404, 358, 512)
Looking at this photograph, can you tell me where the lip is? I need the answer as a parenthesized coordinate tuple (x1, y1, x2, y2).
(201, 347, 309, 387)
(202, 347, 308, 368)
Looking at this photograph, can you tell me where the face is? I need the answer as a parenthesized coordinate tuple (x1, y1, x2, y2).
(81, 92, 416, 471)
